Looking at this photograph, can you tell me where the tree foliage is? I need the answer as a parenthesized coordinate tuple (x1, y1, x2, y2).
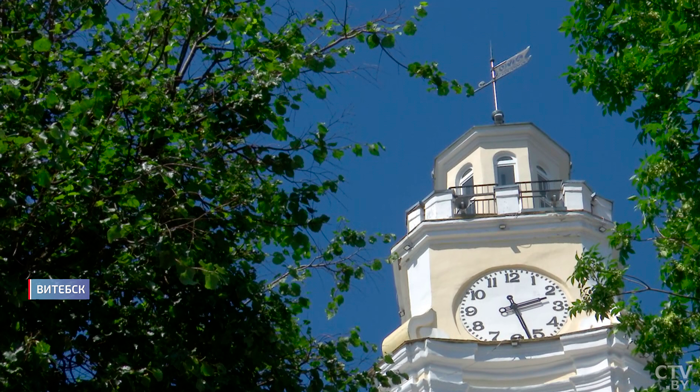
(0, 0, 471, 389)
(562, 0, 700, 390)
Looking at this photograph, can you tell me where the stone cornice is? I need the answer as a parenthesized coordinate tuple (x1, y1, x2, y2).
(393, 211, 612, 255)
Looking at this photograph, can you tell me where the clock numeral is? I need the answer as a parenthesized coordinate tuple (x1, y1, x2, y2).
(472, 321, 484, 331)
(463, 306, 477, 316)
(532, 329, 545, 338)
(470, 289, 486, 300)
(487, 277, 497, 288)
(505, 272, 520, 283)
(510, 333, 524, 340)
(552, 301, 565, 311)
(488, 331, 500, 341)
(545, 285, 556, 295)
(531, 275, 537, 285)
(546, 316, 558, 326)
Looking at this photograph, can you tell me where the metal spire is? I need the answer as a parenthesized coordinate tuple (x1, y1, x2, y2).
(489, 41, 499, 113)
(474, 44, 532, 125)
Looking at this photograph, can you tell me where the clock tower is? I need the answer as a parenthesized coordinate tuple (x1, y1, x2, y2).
(380, 121, 653, 391)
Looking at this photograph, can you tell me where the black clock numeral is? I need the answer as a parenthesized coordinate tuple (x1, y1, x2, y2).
(552, 301, 565, 311)
(545, 285, 556, 295)
(488, 331, 500, 341)
(463, 306, 477, 316)
(531, 275, 537, 285)
(487, 277, 497, 288)
(510, 333, 524, 340)
(546, 316, 558, 326)
(532, 329, 545, 338)
(470, 289, 486, 300)
(472, 321, 484, 331)
(505, 272, 520, 283)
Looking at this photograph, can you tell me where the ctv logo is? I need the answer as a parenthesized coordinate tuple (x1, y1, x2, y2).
(656, 365, 694, 390)
(28, 279, 90, 300)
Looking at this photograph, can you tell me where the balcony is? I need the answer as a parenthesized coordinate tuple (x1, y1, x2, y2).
(405, 180, 612, 232)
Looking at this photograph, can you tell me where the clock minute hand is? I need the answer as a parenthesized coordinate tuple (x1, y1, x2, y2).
(517, 296, 547, 308)
(506, 295, 532, 339)
(499, 296, 547, 314)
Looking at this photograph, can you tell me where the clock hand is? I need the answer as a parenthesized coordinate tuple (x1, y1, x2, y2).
(506, 295, 532, 339)
(499, 297, 547, 314)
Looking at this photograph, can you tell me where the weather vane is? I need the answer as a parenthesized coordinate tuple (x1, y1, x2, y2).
(473, 43, 531, 125)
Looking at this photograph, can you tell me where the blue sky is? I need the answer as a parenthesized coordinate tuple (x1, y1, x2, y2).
(286, 0, 664, 359)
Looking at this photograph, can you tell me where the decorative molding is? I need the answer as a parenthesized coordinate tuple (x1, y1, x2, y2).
(407, 309, 449, 340)
(381, 327, 653, 392)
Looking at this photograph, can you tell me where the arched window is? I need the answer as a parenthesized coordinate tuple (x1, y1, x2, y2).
(536, 165, 553, 208)
(457, 168, 476, 214)
(496, 156, 516, 185)
(460, 168, 474, 186)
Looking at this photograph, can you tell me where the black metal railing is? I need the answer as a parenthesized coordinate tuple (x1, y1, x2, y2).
(518, 180, 564, 210)
(449, 184, 497, 216)
(448, 180, 564, 218)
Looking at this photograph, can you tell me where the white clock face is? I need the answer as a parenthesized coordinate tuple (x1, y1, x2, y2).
(459, 269, 569, 341)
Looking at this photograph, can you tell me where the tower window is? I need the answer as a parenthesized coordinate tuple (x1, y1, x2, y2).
(460, 169, 474, 191)
(536, 166, 549, 207)
(458, 168, 475, 214)
(536, 165, 548, 183)
(496, 156, 516, 185)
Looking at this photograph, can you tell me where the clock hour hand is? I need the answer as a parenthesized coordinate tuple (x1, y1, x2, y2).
(505, 295, 532, 339)
(499, 296, 547, 314)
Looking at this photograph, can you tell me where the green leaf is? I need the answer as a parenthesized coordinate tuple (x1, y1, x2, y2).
(204, 272, 220, 290)
(272, 252, 285, 265)
(150, 9, 164, 21)
(179, 267, 197, 285)
(66, 73, 83, 90)
(233, 17, 246, 32)
(152, 369, 163, 382)
(307, 57, 324, 73)
(381, 34, 395, 48)
(371, 259, 382, 271)
(33, 341, 50, 355)
(272, 127, 288, 141)
(403, 21, 417, 36)
(313, 86, 327, 99)
(323, 56, 336, 69)
(33, 38, 51, 52)
(605, 3, 615, 19)
(36, 169, 50, 187)
(201, 363, 215, 377)
(122, 196, 140, 208)
(46, 91, 59, 107)
(367, 34, 380, 49)
(107, 226, 123, 243)
(308, 216, 328, 232)
(352, 144, 363, 156)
